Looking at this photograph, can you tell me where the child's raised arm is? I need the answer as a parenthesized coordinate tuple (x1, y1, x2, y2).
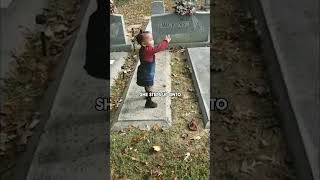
(145, 39, 169, 54)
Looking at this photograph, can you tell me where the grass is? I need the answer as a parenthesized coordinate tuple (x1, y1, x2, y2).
(111, 51, 209, 179)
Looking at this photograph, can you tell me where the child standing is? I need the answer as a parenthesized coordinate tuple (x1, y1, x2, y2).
(135, 31, 171, 108)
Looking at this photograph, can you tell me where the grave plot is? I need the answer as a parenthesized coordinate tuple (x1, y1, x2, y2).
(112, 51, 172, 130)
(110, 0, 209, 178)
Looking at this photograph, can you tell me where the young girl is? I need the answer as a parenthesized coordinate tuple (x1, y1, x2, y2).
(135, 30, 171, 108)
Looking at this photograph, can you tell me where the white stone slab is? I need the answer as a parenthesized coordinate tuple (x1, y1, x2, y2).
(187, 47, 210, 128)
(112, 51, 172, 130)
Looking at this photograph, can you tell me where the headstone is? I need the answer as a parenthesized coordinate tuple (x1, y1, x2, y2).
(151, 1, 165, 15)
(110, 14, 131, 51)
(186, 47, 210, 128)
(110, 14, 127, 45)
(151, 12, 210, 47)
(204, 0, 210, 7)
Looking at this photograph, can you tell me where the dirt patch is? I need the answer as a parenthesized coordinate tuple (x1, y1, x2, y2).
(211, 0, 296, 179)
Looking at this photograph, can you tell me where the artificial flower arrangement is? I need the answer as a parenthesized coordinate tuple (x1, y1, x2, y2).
(173, 0, 197, 16)
(110, 0, 118, 14)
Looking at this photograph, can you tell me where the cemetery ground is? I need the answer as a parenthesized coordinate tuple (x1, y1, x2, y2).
(110, 50, 209, 179)
(111, 0, 209, 178)
(211, 0, 296, 179)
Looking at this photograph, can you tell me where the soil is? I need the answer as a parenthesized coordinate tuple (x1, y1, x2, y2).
(210, 0, 296, 179)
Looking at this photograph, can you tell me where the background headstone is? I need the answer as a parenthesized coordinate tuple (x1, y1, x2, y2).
(110, 14, 127, 45)
(151, 12, 210, 46)
(151, 1, 165, 15)
(110, 14, 132, 51)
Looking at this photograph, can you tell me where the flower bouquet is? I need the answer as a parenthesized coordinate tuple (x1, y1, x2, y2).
(173, 0, 197, 16)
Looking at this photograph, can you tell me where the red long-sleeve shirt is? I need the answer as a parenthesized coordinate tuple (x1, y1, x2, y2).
(142, 40, 169, 62)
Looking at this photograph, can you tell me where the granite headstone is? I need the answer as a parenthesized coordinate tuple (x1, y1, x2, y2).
(110, 14, 127, 45)
(152, 1, 165, 15)
(151, 12, 210, 46)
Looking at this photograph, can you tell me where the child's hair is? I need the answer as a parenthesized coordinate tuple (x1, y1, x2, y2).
(136, 30, 150, 45)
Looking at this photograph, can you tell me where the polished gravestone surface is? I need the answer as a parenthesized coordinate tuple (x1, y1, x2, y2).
(187, 47, 210, 128)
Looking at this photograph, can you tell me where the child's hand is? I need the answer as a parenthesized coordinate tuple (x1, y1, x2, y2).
(165, 35, 171, 43)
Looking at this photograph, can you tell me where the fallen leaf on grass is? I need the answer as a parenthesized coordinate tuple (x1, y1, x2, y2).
(28, 119, 40, 129)
(190, 136, 201, 140)
(152, 124, 162, 131)
(184, 152, 190, 161)
(188, 119, 198, 131)
(150, 168, 162, 177)
(152, 145, 161, 152)
(240, 160, 262, 175)
(181, 133, 188, 139)
(17, 130, 33, 145)
(0, 133, 9, 144)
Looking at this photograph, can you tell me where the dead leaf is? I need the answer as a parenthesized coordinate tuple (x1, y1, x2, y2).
(150, 168, 162, 177)
(240, 160, 261, 174)
(152, 124, 162, 131)
(181, 133, 188, 139)
(259, 139, 269, 147)
(28, 119, 40, 129)
(188, 119, 198, 131)
(257, 155, 274, 162)
(54, 24, 68, 33)
(191, 136, 201, 140)
(17, 130, 33, 145)
(44, 27, 54, 38)
(152, 145, 161, 152)
(184, 152, 190, 161)
(0, 133, 8, 144)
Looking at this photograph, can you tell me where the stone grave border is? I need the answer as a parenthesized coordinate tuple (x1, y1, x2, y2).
(186, 47, 210, 129)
